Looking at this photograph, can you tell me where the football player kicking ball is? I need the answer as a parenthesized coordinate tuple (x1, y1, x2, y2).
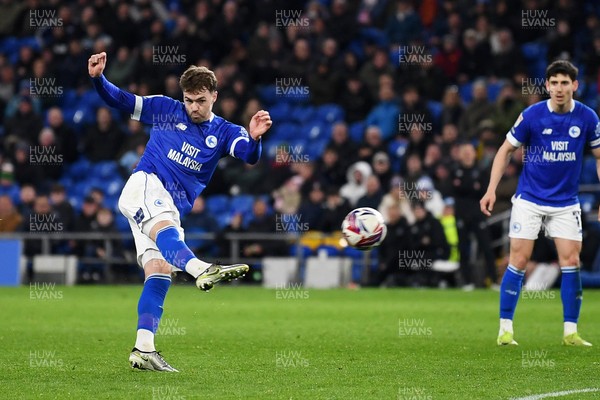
(481, 60, 600, 347)
(88, 52, 272, 371)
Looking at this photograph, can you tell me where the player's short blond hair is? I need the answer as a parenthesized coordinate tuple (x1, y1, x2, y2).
(179, 66, 217, 93)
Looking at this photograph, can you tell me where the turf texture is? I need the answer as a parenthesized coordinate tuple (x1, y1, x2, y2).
(1, 285, 599, 399)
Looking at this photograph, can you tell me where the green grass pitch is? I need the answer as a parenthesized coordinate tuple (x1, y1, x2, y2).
(1, 285, 599, 399)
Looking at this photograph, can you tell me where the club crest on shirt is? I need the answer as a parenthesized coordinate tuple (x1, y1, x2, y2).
(568, 126, 580, 138)
(205, 135, 217, 148)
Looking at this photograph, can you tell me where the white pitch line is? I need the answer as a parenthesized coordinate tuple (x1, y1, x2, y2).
(511, 388, 600, 400)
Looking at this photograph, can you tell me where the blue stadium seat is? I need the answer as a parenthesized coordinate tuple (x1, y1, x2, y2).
(58, 89, 79, 108)
(205, 195, 230, 214)
(579, 193, 596, 213)
(271, 122, 301, 141)
(115, 214, 131, 233)
(580, 156, 598, 184)
(90, 161, 120, 179)
(186, 227, 208, 250)
(426, 101, 443, 125)
(104, 194, 120, 212)
(65, 158, 91, 180)
(349, 121, 366, 143)
(360, 27, 389, 48)
(289, 105, 316, 124)
(231, 195, 255, 215)
(316, 104, 345, 123)
(264, 139, 286, 159)
(215, 212, 232, 230)
(268, 102, 293, 124)
(19, 36, 41, 52)
(521, 41, 547, 60)
(80, 89, 104, 110)
(68, 195, 83, 213)
(102, 177, 125, 197)
(306, 139, 328, 160)
(388, 139, 409, 173)
(487, 82, 503, 102)
(289, 244, 314, 258)
(316, 244, 341, 257)
(257, 85, 279, 106)
(459, 82, 473, 103)
(301, 120, 331, 141)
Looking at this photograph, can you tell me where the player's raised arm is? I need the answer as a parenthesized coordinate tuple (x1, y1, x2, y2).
(480, 139, 518, 216)
(229, 110, 272, 164)
(88, 51, 136, 114)
(248, 110, 272, 141)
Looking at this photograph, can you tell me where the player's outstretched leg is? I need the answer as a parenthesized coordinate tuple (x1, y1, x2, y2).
(154, 225, 249, 291)
(561, 266, 592, 346)
(129, 260, 178, 372)
(497, 265, 524, 345)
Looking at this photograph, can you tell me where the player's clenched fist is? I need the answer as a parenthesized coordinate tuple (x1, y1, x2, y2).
(249, 110, 272, 140)
(480, 191, 496, 217)
(88, 52, 107, 78)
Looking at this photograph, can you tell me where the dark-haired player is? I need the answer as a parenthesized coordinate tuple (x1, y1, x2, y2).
(481, 60, 600, 346)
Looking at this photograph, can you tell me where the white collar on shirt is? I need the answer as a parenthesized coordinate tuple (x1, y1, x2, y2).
(546, 99, 575, 113)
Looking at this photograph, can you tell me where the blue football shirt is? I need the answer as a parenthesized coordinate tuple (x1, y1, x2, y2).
(130, 95, 260, 215)
(506, 99, 600, 207)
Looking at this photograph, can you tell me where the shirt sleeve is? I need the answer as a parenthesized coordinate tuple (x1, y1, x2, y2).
(587, 110, 600, 149)
(130, 94, 180, 125)
(91, 74, 135, 114)
(506, 109, 531, 148)
(225, 124, 262, 164)
(92, 74, 179, 123)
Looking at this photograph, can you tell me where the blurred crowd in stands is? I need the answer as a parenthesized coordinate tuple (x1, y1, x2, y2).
(1, 0, 600, 286)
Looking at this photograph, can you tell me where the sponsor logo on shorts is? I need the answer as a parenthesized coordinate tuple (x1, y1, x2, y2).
(154, 199, 165, 207)
(134, 208, 145, 224)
